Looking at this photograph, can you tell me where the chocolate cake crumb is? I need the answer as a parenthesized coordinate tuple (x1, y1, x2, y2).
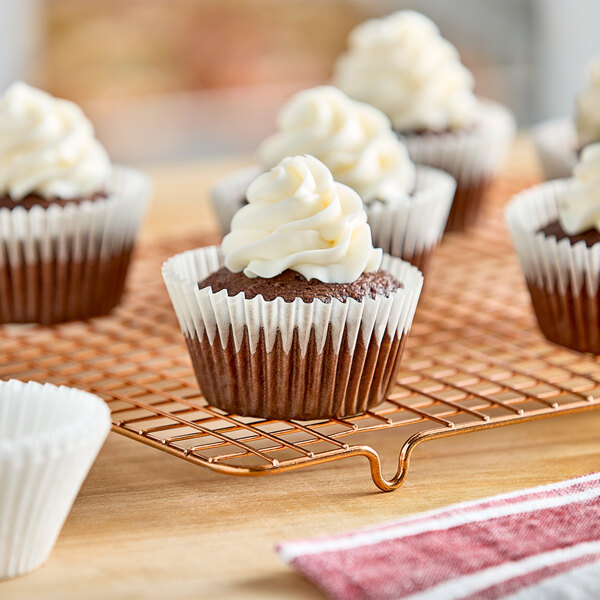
(0, 191, 108, 210)
(538, 219, 600, 248)
(198, 267, 403, 303)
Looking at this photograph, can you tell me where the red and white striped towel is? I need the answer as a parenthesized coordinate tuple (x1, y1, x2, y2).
(277, 472, 600, 599)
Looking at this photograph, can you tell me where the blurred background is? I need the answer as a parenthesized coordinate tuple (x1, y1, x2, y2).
(2, 0, 600, 164)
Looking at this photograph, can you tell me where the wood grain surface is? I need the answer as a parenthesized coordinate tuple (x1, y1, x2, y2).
(4, 138, 600, 600)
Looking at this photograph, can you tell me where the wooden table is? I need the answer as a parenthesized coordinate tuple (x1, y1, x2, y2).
(5, 140, 600, 600)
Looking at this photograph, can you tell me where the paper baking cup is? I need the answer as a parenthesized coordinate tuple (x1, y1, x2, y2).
(366, 166, 456, 273)
(0, 165, 150, 324)
(401, 99, 516, 231)
(162, 247, 423, 419)
(0, 379, 111, 580)
(210, 166, 261, 235)
(506, 179, 600, 353)
(531, 117, 577, 180)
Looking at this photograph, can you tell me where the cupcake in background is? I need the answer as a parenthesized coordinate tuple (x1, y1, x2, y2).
(212, 86, 455, 275)
(0, 82, 150, 324)
(166, 155, 423, 420)
(576, 58, 600, 149)
(506, 142, 600, 353)
(258, 86, 416, 203)
(333, 10, 515, 231)
(533, 56, 600, 180)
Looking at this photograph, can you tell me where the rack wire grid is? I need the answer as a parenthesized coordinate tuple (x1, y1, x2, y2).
(2, 174, 600, 492)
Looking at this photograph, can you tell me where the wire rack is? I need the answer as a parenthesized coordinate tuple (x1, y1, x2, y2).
(2, 175, 600, 492)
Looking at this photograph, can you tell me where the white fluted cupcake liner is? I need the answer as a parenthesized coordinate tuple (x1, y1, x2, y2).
(366, 166, 456, 272)
(401, 100, 515, 184)
(162, 246, 423, 419)
(0, 379, 111, 580)
(505, 179, 600, 352)
(531, 117, 578, 181)
(400, 99, 516, 231)
(0, 165, 150, 323)
(210, 166, 261, 235)
(0, 166, 149, 263)
(163, 246, 422, 356)
(505, 179, 591, 294)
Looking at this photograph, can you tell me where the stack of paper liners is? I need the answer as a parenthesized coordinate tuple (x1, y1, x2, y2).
(0, 380, 110, 580)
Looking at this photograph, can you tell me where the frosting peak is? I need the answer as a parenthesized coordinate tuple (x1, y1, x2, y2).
(576, 57, 600, 148)
(333, 10, 477, 132)
(258, 86, 415, 202)
(558, 142, 600, 235)
(0, 82, 110, 200)
(222, 155, 382, 283)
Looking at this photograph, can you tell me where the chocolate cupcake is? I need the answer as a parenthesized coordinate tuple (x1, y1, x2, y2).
(0, 82, 150, 324)
(212, 86, 455, 275)
(166, 155, 423, 419)
(506, 143, 600, 353)
(333, 10, 515, 232)
(533, 56, 600, 181)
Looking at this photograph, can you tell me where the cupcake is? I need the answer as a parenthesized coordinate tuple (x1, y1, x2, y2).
(0, 82, 150, 324)
(332, 10, 515, 231)
(533, 56, 600, 180)
(212, 86, 455, 275)
(506, 142, 600, 353)
(166, 155, 423, 420)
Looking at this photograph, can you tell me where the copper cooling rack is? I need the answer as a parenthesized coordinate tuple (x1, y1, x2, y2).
(2, 175, 600, 492)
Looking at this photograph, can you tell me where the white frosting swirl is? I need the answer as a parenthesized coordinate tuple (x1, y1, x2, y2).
(259, 86, 415, 202)
(558, 142, 600, 235)
(222, 155, 382, 283)
(0, 82, 110, 200)
(333, 10, 477, 132)
(576, 57, 600, 148)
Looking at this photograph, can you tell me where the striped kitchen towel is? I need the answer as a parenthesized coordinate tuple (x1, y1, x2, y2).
(277, 472, 600, 599)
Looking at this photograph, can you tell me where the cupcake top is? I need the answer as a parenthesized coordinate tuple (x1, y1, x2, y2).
(0, 82, 110, 201)
(576, 57, 600, 148)
(333, 10, 477, 132)
(557, 142, 600, 235)
(258, 86, 415, 203)
(222, 154, 382, 283)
